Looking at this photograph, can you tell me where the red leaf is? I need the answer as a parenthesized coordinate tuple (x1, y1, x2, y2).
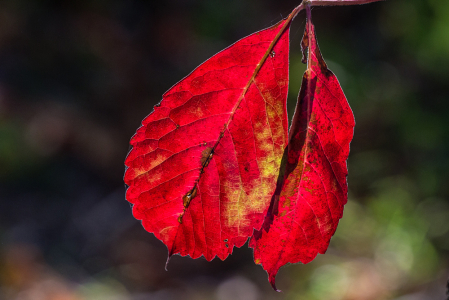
(249, 7, 355, 291)
(124, 7, 304, 262)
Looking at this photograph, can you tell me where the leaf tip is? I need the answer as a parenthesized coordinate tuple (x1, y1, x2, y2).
(269, 278, 281, 293)
(268, 270, 281, 292)
(165, 252, 173, 271)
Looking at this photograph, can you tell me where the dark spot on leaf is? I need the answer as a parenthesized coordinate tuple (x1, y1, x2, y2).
(178, 186, 198, 223)
(183, 186, 197, 207)
(201, 147, 214, 167)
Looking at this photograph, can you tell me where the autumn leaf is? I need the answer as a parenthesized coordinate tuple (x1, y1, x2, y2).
(249, 6, 355, 291)
(124, 5, 307, 262)
(124, 0, 383, 290)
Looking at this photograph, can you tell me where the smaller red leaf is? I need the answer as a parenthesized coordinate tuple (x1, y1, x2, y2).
(249, 6, 355, 291)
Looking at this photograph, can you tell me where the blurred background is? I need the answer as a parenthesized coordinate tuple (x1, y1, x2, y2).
(0, 0, 448, 299)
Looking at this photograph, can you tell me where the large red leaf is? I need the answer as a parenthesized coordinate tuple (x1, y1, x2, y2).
(124, 7, 304, 262)
(249, 7, 355, 290)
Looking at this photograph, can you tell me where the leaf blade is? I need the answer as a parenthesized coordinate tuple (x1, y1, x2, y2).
(125, 16, 295, 261)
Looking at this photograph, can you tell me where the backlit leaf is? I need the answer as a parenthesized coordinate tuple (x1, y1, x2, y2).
(124, 0, 383, 290)
(124, 8, 302, 262)
(249, 6, 355, 291)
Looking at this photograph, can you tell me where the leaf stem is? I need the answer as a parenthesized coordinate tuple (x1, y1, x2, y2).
(306, 0, 384, 6)
(305, 4, 312, 68)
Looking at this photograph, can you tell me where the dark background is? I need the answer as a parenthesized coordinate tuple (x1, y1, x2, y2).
(0, 0, 448, 299)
